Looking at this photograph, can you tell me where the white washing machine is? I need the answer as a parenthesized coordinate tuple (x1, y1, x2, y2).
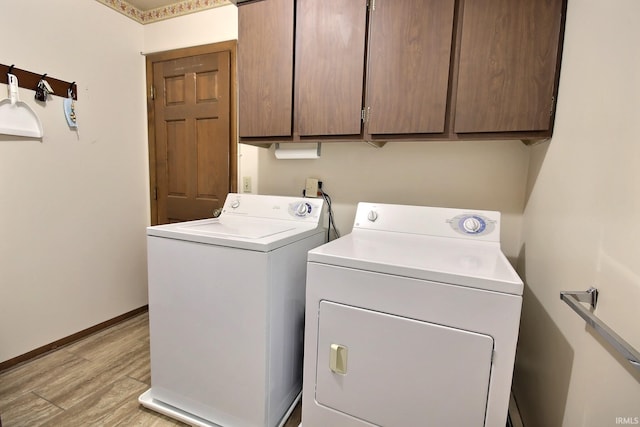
(139, 193, 326, 427)
(301, 202, 523, 427)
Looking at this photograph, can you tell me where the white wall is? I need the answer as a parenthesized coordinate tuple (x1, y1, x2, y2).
(513, 1, 640, 425)
(143, 5, 238, 54)
(0, 1, 148, 362)
(257, 141, 529, 259)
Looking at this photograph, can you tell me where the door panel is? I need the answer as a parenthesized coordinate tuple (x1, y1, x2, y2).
(366, 0, 455, 134)
(454, 0, 564, 132)
(154, 51, 231, 223)
(196, 71, 219, 102)
(167, 120, 187, 197)
(238, 0, 294, 137)
(294, 0, 367, 136)
(196, 117, 228, 199)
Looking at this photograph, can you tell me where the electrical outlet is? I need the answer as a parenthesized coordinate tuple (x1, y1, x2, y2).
(242, 176, 252, 193)
(305, 178, 319, 197)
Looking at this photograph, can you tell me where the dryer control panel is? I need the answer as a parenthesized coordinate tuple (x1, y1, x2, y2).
(353, 203, 500, 242)
(448, 214, 496, 237)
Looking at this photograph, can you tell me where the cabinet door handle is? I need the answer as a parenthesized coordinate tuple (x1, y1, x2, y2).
(330, 344, 348, 374)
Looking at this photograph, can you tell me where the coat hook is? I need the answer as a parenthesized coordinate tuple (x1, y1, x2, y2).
(35, 73, 54, 101)
(68, 82, 76, 99)
(6, 65, 15, 84)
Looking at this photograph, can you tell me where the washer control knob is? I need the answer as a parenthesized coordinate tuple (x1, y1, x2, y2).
(231, 200, 240, 209)
(295, 202, 310, 217)
(463, 217, 482, 233)
(367, 210, 378, 222)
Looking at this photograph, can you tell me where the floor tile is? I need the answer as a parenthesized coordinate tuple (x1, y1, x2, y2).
(39, 376, 147, 427)
(0, 391, 64, 427)
(0, 350, 87, 409)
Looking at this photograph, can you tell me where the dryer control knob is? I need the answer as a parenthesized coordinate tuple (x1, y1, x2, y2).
(231, 200, 240, 209)
(367, 210, 378, 222)
(463, 217, 482, 233)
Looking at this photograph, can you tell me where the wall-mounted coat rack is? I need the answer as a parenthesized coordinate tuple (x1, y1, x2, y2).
(0, 63, 77, 100)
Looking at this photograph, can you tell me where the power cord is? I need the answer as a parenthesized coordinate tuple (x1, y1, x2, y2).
(318, 182, 340, 241)
(302, 181, 340, 241)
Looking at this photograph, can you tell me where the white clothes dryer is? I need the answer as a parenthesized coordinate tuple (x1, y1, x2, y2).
(301, 202, 523, 427)
(139, 193, 326, 427)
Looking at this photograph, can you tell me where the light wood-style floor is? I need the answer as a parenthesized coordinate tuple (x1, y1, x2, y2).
(0, 312, 301, 427)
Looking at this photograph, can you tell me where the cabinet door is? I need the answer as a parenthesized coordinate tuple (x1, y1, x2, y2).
(238, 0, 294, 137)
(294, 0, 368, 136)
(455, 0, 564, 133)
(366, 0, 456, 135)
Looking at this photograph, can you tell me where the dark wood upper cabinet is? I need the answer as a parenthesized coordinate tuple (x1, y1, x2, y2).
(238, 0, 293, 138)
(365, 0, 456, 135)
(454, 0, 565, 133)
(295, 0, 368, 136)
(237, 0, 566, 145)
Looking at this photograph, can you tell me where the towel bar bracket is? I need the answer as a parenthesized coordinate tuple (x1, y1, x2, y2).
(567, 287, 598, 309)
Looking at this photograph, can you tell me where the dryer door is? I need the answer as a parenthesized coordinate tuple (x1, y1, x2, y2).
(315, 301, 494, 427)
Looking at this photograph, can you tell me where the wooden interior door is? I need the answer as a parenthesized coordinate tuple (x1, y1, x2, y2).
(149, 44, 236, 224)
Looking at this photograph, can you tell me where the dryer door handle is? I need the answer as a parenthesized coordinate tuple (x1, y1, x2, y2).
(330, 344, 348, 375)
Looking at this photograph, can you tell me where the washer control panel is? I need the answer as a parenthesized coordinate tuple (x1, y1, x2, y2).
(221, 193, 324, 223)
(448, 214, 496, 237)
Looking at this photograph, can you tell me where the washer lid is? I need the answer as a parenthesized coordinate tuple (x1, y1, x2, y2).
(148, 217, 323, 251)
(307, 229, 523, 295)
(176, 218, 295, 239)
